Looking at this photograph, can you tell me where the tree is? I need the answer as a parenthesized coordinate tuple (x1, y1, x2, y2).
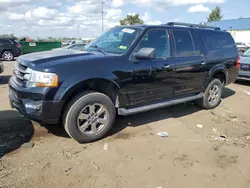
(120, 14, 144, 25)
(0, 33, 15, 38)
(207, 6, 223, 22)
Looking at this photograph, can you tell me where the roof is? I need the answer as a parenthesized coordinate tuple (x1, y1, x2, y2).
(209, 18, 250, 31)
(117, 24, 224, 32)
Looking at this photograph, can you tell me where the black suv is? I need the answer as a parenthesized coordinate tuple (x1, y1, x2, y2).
(9, 22, 239, 143)
(0, 38, 21, 61)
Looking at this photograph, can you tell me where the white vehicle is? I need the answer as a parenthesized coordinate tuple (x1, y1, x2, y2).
(236, 42, 249, 48)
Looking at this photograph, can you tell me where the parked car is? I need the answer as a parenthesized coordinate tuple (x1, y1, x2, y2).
(237, 48, 250, 81)
(54, 43, 86, 51)
(0, 38, 21, 61)
(61, 40, 84, 47)
(9, 22, 239, 143)
(236, 42, 248, 48)
(236, 42, 249, 55)
(61, 40, 76, 47)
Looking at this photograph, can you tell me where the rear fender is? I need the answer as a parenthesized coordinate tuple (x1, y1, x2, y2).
(206, 64, 228, 86)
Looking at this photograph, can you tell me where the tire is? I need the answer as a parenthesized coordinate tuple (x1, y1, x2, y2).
(2, 51, 14, 61)
(197, 78, 222, 109)
(63, 91, 116, 143)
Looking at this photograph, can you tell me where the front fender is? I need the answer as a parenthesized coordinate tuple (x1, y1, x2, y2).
(57, 77, 121, 101)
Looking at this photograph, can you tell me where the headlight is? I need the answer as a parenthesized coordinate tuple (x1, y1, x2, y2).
(25, 68, 58, 88)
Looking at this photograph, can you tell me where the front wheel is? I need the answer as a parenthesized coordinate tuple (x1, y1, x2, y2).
(197, 78, 222, 109)
(63, 91, 116, 143)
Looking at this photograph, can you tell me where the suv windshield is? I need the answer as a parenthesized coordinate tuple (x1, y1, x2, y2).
(243, 48, 250, 56)
(85, 27, 141, 54)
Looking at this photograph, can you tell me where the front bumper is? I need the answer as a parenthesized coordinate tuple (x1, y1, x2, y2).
(9, 77, 64, 124)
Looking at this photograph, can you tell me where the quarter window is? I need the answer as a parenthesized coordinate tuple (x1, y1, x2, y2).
(201, 31, 237, 59)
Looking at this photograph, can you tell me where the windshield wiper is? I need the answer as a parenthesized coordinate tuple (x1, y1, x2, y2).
(89, 45, 107, 55)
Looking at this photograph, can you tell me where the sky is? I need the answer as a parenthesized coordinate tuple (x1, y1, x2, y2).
(0, 0, 250, 38)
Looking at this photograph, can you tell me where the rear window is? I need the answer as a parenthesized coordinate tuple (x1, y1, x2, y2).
(201, 31, 237, 60)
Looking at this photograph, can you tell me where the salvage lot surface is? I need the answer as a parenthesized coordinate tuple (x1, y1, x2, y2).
(0, 61, 250, 188)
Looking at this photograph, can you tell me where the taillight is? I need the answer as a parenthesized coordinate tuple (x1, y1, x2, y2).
(16, 43, 21, 48)
(236, 56, 240, 69)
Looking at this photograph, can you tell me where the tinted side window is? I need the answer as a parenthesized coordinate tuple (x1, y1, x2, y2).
(0, 39, 11, 44)
(172, 30, 196, 57)
(201, 31, 237, 60)
(191, 33, 202, 56)
(136, 29, 170, 58)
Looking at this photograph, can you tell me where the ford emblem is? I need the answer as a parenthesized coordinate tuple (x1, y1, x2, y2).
(241, 65, 250, 70)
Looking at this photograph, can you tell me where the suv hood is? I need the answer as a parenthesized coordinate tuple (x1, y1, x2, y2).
(18, 49, 102, 67)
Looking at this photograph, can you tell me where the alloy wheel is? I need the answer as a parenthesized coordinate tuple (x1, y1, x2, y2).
(3, 52, 13, 61)
(77, 103, 108, 134)
(208, 85, 220, 105)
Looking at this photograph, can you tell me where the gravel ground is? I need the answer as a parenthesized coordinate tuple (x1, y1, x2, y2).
(0, 61, 250, 188)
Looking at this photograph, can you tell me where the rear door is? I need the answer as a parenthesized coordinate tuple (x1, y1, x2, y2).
(171, 29, 207, 96)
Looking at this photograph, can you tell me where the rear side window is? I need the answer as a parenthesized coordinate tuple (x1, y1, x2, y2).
(201, 31, 237, 60)
(0, 39, 11, 44)
(172, 29, 201, 57)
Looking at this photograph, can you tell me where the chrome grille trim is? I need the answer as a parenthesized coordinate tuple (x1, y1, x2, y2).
(13, 61, 28, 87)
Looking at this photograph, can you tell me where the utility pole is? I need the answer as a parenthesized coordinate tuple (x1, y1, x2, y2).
(77, 24, 80, 39)
(102, 0, 104, 34)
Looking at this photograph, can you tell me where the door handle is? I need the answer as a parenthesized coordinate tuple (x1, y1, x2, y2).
(163, 65, 171, 69)
(200, 61, 206, 65)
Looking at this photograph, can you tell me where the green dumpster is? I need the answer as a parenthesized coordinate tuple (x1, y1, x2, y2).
(19, 42, 62, 54)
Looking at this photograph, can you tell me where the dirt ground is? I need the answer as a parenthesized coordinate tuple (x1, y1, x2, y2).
(0, 61, 250, 188)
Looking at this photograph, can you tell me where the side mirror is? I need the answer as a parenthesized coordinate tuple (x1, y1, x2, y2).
(134, 48, 156, 59)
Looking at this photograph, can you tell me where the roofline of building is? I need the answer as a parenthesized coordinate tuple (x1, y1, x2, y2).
(209, 17, 250, 23)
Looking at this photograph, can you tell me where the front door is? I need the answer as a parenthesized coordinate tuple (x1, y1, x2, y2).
(123, 28, 175, 106)
(171, 29, 207, 96)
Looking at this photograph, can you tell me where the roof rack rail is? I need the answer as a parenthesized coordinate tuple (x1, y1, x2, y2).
(166, 22, 221, 30)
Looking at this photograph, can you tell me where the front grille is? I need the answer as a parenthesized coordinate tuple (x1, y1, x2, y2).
(13, 61, 28, 87)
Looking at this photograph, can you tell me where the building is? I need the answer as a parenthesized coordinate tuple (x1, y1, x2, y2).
(209, 18, 250, 45)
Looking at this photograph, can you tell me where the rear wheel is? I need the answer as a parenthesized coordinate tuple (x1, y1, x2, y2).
(2, 51, 14, 61)
(197, 78, 222, 109)
(63, 91, 116, 143)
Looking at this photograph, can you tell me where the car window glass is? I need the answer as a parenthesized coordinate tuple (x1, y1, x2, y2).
(85, 27, 141, 54)
(70, 45, 80, 50)
(0, 39, 11, 44)
(191, 34, 202, 56)
(243, 48, 250, 56)
(172, 30, 196, 57)
(135, 29, 169, 58)
(202, 31, 237, 60)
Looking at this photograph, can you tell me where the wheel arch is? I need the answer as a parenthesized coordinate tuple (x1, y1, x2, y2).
(60, 78, 122, 114)
(206, 65, 228, 87)
(1, 49, 13, 56)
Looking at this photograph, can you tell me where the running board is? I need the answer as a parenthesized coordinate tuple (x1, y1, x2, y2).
(118, 92, 203, 116)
